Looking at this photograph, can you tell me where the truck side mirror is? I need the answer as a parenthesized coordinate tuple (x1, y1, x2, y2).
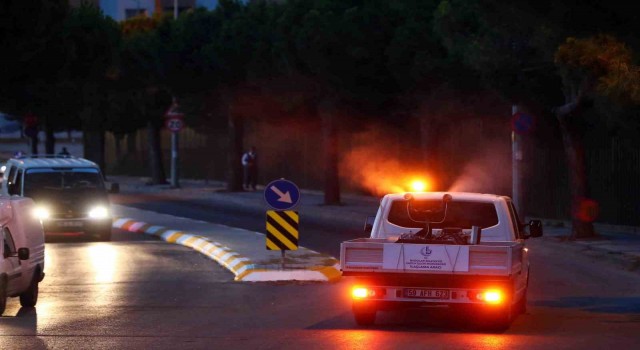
(363, 216, 375, 233)
(18, 247, 30, 260)
(109, 182, 120, 194)
(528, 220, 543, 238)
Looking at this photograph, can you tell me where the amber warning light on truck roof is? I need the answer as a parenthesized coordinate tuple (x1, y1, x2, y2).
(410, 180, 427, 192)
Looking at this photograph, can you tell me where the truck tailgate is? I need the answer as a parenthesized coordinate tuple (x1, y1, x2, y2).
(341, 238, 523, 276)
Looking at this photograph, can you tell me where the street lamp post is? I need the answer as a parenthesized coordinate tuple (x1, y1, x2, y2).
(168, 98, 181, 188)
(170, 127, 179, 188)
(174, 0, 178, 20)
(512, 104, 523, 217)
(171, 0, 179, 188)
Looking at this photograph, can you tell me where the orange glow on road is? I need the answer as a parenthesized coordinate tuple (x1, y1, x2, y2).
(88, 244, 118, 283)
(477, 335, 508, 348)
(342, 331, 376, 349)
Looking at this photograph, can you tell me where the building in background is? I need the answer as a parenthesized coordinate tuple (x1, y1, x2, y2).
(96, 0, 219, 21)
(0, 113, 21, 135)
(69, 0, 100, 7)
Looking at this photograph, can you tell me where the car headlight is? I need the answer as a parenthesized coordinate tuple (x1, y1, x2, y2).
(88, 206, 109, 219)
(33, 206, 50, 220)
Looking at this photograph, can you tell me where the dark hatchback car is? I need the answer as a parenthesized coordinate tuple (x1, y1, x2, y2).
(1, 156, 118, 241)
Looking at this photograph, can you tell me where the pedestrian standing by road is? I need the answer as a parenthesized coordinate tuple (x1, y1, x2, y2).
(241, 146, 258, 190)
(58, 147, 70, 157)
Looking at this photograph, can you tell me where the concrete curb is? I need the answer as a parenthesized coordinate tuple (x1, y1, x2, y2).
(112, 217, 342, 282)
(541, 235, 640, 272)
(530, 217, 640, 236)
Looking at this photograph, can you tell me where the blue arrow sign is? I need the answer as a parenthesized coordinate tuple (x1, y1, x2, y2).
(511, 112, 534, 134)
(264, 179, 300, 210)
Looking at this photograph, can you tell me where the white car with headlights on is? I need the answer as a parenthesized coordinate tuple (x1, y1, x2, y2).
(1, 155, 119, 241)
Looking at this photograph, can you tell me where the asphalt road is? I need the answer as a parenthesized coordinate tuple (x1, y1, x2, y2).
(0, 193, 638, 349)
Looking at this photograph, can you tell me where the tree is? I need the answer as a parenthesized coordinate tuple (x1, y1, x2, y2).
(119, 14, 171, 184)
(0, 0, 71, 153)
(159, 7, 224, 186)
(206, 0, 283, 191)
(167, 0, 280, 191)
(278, 0, 400, 204)
(386, 0, 480, 185)
(553, 35, 640, 238)
(118, 3, 277, 187)
(62, 3, 120, 170)
(433, 0, 640, 237)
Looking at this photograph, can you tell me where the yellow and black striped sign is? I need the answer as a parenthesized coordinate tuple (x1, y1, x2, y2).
(266, 210, 299, 250)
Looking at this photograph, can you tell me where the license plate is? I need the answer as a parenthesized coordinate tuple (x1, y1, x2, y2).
(404, 288, 450, 299)
(57, 221, 83, 228)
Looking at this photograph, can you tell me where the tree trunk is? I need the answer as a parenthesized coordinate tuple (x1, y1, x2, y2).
(320, 96, 340, 205)
(80, 84, 107, 171)
(114, 133, 124, 165)
(226, 110, 244, 192)
(29, 133, 38, 155)
(554, 95, 596, 239)
(83, 129, 106, 177)
(126, 131, 137, 162)
(44, 118, 55, 155)
(146, 121, 167, 184)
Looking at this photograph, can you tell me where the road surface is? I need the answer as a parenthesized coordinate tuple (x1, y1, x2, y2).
(0, 193, 638, 349)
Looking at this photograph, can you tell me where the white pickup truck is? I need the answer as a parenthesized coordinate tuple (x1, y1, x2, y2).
(340, 192, 542, 329)
(0, 196, 46, 315)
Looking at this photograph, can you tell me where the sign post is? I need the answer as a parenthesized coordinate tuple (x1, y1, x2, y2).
(165, 100, 184, 188)
(264, 179, 301, 269)
(510, 108, 534, 217)
(24, 113, 38, 154)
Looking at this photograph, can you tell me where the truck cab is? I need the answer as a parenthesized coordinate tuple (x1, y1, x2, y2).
(0, 196, 45, 315)
(370, 192, 526, 242)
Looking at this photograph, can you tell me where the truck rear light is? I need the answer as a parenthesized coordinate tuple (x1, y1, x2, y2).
(353, 287, 369, 299)
(476, 289, 504, 304)
(352, 287, 384, 299)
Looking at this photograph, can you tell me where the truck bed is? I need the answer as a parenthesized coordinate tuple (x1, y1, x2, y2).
(340, 238, 523, 277)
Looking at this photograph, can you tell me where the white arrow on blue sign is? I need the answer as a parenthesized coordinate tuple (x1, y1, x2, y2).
(264, 179, 300, 210)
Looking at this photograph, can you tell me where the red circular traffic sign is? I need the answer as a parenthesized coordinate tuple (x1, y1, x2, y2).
(165, 118, 185, 132)
(24, 113, 38, 127)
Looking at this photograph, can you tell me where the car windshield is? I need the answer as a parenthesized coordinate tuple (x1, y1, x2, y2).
(388, 199, 499, 229)
(23, 168, 105, 197)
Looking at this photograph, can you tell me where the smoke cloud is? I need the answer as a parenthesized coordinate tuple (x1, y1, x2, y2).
(447, 141, 512, 195)
(340, 126, 432, 196)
